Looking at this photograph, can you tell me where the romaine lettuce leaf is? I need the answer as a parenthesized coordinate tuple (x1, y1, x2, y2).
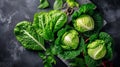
(14, 21, 45, 51)
(33, 10, 67, 41)
(53, 0, 63, 10)
(38, 0, 49, 9)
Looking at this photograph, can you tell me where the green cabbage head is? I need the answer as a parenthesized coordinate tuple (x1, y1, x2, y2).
(73, 15, 94, 32)
(87, 40, 106, 60)
(61, 30, 79, 50)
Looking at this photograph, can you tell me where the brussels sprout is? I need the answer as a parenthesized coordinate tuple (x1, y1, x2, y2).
(61, 30, 79, 50)
(73, 15, 94, 32)
(87, 40, 106, 60)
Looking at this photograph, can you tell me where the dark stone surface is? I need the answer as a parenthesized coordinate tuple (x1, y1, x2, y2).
(0, 0, 120, 67)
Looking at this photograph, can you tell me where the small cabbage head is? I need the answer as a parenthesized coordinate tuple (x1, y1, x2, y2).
(61, 30, 79, 50)
(73, 15, 94, 32)
(87, 40, 106, 60)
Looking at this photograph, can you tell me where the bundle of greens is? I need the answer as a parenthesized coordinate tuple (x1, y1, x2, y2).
(14, 1, 113, 67)
(33, 10, 67, 41)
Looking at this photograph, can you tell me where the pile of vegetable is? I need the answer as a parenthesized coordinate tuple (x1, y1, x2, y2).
(14, 0, 113, 67)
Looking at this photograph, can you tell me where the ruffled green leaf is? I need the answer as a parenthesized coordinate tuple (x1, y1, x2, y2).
(14, 21, 45, 51)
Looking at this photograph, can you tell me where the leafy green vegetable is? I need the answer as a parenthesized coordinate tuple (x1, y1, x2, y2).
(49, 10, 67, 33)
(33, 12, 54, 41)
(39, 49, 56, 67)
(14, 2, 113, 67)
(72, 3, 103, 36)
(51, 26, 71, 55)
(89, 33, 98, 42)
(53, 26, 83, 59)
(69, 58, 86, 67)
(84, 55, 101, 67)
(38, 0, 49, 9)
(14, 21, 45, 51)
(61, 30, 79, 50)
(72, 3, 96, 19)
(33, 10, 67, 41)
(78, 38, 102, 67)
(66, 0, 79, 8)
(80, 38, 87, 55)
(58, 38, 83, 60)
(99, 32, 113, 60)
(73, 15, 94, 32)
(87, 40, 106, 60)
(53, 0, 63, 10)
(99, 32, 113, 44)
(105, 42, 113, 60)
(70, 32, 113, 67)
(92, 12, 103, 32)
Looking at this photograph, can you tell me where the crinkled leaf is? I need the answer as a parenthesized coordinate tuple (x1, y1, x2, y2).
(58, 48, 81, 60)
(33, 12, 54, 41)
(78, 3, 96, 15)
(99, 32, 113, 44)
(72, 3, 96, 20)
(33, 10, 67, 41)
(87, 32, 113, 61)
(38, 49, 56, 67)
(99, 32, 113, 60)
(84, 55, 101, 67)
(14, 21, 44, 50)
(105, 42, 113, 60)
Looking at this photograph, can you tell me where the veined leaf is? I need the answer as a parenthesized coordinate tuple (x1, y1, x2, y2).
(38, 0, 49, 9)
(33, 10, 67, 41)
(14, 21, 45, 51)
(53, 0, 63, 10)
